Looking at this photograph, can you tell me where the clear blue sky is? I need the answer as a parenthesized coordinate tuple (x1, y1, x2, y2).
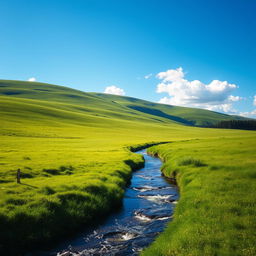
(1, 0, 255, 116)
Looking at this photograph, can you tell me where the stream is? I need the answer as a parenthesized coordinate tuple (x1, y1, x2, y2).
(40, 149, 178, 256)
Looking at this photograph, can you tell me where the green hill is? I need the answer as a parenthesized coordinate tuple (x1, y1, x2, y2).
(0, 80, 244, 128)
(92, 92, 244, 126)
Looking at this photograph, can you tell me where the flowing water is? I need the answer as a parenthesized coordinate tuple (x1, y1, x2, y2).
(39, 150, 178, 256)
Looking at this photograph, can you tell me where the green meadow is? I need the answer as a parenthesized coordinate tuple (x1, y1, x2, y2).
(0, 80, 255, 255)
(142, 137, 256, 256)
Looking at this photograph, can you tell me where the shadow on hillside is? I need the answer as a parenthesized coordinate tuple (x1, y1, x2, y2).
(128, 105, 195, 125)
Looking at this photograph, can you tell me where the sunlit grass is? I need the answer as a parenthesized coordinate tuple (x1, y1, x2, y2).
(142, 137, 256, 256)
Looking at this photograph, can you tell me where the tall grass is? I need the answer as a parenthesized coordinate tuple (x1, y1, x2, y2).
(142, 137, 256, 256)
(0, 151, 144, 254)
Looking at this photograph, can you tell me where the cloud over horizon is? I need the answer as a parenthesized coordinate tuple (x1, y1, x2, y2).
(104, 85, 125, 96)
(28, 77, 36, 82)
(239, 96, 256, 118)
(156, 67, 242, 113)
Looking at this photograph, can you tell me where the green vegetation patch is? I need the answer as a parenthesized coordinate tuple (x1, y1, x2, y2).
(142, 137, 256, 256)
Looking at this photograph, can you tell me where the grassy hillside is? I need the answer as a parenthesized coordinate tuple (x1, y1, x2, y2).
(143, 138, 256, 256)
(0, 80, 244, 128)
(93, 93, 245, 126)
(0, 80, 255, 254)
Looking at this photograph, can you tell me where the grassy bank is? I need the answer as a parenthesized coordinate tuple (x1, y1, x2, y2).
(142, 136, 256, 256)
(0, 145, 145, 255)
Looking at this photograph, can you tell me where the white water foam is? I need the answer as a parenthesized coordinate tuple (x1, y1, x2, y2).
(121, 233, 136, 241)
(156, 216, 171, 221)
(132, 186, 156, 192)
(136, 175, 153, 180)
(138, 194, 172, 203)
(134, 212, 152, 222)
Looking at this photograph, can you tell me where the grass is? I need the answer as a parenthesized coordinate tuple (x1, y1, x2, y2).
(142, 137, 256, 256)
(0, 80, 255, 255)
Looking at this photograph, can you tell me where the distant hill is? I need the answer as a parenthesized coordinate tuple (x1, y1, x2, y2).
(0, 80, 246, 128)
(92, 93, 247, 126)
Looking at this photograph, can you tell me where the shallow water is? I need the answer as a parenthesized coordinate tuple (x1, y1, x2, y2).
(39, 150, 178, 256)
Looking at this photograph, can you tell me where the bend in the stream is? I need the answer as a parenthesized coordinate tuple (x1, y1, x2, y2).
(36, 149, 179, 256)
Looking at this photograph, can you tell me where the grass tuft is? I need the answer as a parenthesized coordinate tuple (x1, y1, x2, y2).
(178, 157, 207, 167)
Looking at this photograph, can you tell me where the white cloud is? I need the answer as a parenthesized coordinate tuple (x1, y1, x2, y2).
(239, 109, 256, 118)
(104, 85, 125, 96)
(253, 95, 256, 106)
(28, 77, 36, 82)
(228, 95, 242, 102)
(144, 73, 152, 79)
(156, 67, 242, 113)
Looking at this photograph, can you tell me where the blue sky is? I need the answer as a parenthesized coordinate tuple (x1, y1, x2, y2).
(1, 0, 255, 116)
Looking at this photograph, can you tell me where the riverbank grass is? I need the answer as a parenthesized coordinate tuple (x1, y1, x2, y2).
(142, 136, 256, 256)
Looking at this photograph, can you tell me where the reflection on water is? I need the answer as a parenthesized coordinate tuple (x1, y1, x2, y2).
(41, 150, 178, 256)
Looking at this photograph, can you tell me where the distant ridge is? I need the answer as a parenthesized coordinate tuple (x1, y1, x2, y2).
(0, 80, 246, 127)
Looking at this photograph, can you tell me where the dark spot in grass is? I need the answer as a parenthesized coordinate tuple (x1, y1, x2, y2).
(83, 184, 108, 195)
(59, 166, 67, 172)
(178, 157, 207, 167)
(6, 198, 26, 206)
(57, 191, 90, 203)
(64, 170, 73, 175)
(20, 172, 34, 178)
(0, 179, 11, 183)
(43, 166, 74, 175)
(23, 156, 31, 160)
(233, 222, 245, 230)
(210, 165, 221, 170)
(43, 168, 60, 175)
(40, 186, 56, 195)
(229, 207, 242, 216)
(183, 177, 192, 186)
(247, 172, 256, 179)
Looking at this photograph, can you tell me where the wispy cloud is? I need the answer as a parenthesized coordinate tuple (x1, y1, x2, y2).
(28, 77, 36, 82)
(239, 109, 256, 118)
(240, 96, 256, 118)
(156, 67, 242, 113)
(144, 73, 152, 79)
(104, 85, 125, 96)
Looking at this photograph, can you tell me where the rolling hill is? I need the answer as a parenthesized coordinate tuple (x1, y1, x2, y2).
(0, 80, 245, 129)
